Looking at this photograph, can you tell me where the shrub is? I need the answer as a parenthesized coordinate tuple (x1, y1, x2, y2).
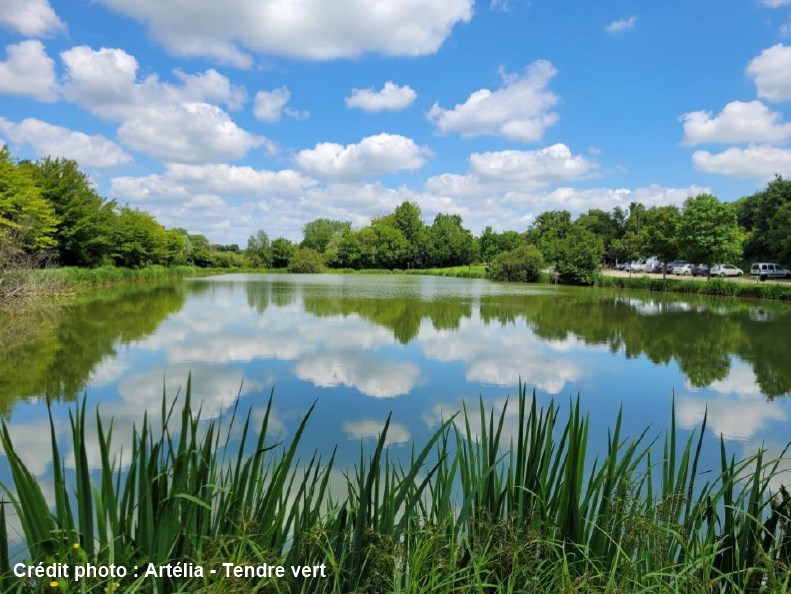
(488, 245, 544, 282)
(555, 227, 604, 285)
(287, 247, 324, 273)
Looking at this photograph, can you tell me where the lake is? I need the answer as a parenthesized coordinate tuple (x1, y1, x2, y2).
(2, 273, 791, 526)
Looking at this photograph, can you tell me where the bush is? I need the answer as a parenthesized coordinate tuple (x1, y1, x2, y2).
(555, 227, 604, 285)
(287, 247, 324, 273)
(488, 245, 544, 282)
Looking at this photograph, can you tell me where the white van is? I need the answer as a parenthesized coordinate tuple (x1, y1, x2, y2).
(750, 263, 791, 281)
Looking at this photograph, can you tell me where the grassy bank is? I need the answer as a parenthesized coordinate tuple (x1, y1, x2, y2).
(1, 382, 789, 593)
(595, 274, 791, 301)
(33, 265, 213, 288)
(327, 265, 488, 279)
(1, 266, 228, 304)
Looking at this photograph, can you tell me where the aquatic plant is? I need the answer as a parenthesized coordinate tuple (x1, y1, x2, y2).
(0, 382, 789, 592)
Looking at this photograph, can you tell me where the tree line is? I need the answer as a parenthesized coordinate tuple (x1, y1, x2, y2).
(1, 147, 246, 270)
(2, 146, 790, 281)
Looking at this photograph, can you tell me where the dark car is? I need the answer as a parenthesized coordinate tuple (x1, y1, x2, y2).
(691, 264, 709, 277)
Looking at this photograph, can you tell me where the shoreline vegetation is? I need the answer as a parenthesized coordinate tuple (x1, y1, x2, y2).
(1, 382, 790, 593)
(3, 147, 791, 304)
(2, 263, 791, 307)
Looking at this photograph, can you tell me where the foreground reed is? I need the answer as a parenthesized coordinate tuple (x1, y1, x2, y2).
(1, 381, 790, 593)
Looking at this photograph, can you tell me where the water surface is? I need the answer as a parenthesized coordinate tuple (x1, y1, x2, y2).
(2, 273, 790, 528)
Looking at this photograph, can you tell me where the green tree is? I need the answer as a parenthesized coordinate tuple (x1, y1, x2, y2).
(488, 245, 544, 282)
(429, 213, 475, 267)
(576, 209, 620, 264)
(610, 231, 641, 274)
(301, 219, 351, 253)
(393, 201, 425, 268)
(371, 219, 409, 269)
(555, 226, 604, 285)
(0, 146, 59, 252)
(333, 228, 362, 268)
(736, 176, 791, 261)
(187, 233, 214, 267)
(768, 202, 791, 265)
(480, 227, 522, 265)
(30, 157, 115, 266)
(247, 230, 272, 267)
(164, 229, 188, 265)
(109, 206, 169, 268)
(524, 210, 572, 264)
(642, 205, 680, 278)
(677, 194, 742, 275)
(271, 237, 296, 268)
(287, 247, 324, 273)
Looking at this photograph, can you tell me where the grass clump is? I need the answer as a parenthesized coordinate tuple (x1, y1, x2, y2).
(0, 381, 790, 593)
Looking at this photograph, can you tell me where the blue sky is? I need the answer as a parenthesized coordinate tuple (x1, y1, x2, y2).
(2, 0, 791, 245)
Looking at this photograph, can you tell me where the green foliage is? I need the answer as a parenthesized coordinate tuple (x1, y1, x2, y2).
(287, 247, 325, 273)
(29, 157, 114, 266)
(429, 213, 475, 267)
(270, 237, 296, 268)
(488, 244, 544, 282)
(678, 194, 743, 270)
(524, 210, 572, 264)
(480, 226, 522, 264)
(246, 229, 272, 267)
(737, 175, 791, 262)
(371, 218, 409, 269)
(393, 201, 425, 267)
(555, 226, 604, 285)
(768, 202, 791, 265)
(576, 208, 621, 262)
(301, 218, 351, 252)
(0, 147, 59, 252)
(642, 205, 680, 276)
(109, 206, 170, 268)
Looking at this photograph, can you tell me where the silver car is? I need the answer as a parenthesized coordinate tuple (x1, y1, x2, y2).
(711, 264, 743, 277)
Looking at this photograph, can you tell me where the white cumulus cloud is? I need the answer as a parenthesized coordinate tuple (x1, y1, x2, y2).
(95, 0, 473, 65)
(761, 0, 791, 7)
(345, 81, 417, 112)
(427, 61, 559, 142)
(747, 44, 791, 102)
(253, 86, 308, 122)
(117, 103, 269, 163)
(0, 117, 132, 167)
(681, 100, 791, 145)
(425, 144, 598, 198)
(469, 144, 598, 186)
(60, 46, 268, 163)
(0, 40, 57, 101)
(0, 0, 64, 36)
(61, 46, 246, 118)
(693, 145, 791, 179)
(295, 133, 431, 181)
(606, 16, 637, 34)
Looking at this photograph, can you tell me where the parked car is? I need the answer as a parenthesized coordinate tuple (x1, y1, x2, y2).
(691, 264, 709, 277)
(615, 261, 627, 270)
(667, 260, 687, 272)
(750, 263, 791, 281)
(711, 264, 743, 277)
(629, 260, 647, 272)
(672, 263, 693, 276)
